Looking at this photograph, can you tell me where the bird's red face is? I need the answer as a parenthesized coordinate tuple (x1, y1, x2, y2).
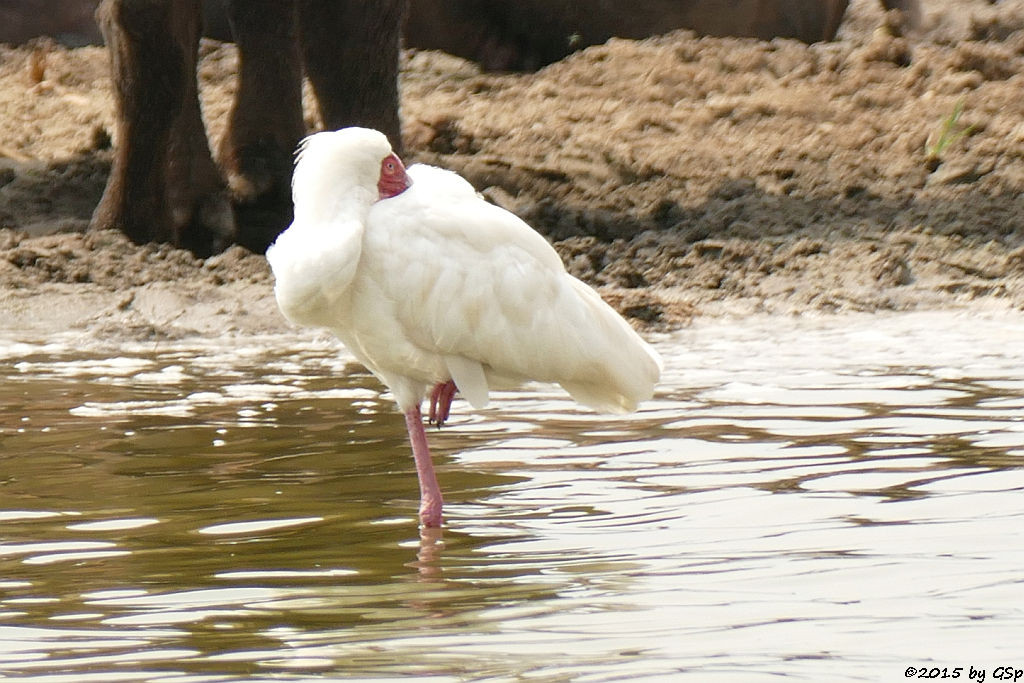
(377, 153, 411, 199)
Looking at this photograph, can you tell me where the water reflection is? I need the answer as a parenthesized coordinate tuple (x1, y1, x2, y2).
(1, 312, 1023, 680)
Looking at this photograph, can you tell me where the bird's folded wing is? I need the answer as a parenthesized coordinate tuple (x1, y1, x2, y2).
(364, 168, 660, 411)
(444, 355, 490, 409)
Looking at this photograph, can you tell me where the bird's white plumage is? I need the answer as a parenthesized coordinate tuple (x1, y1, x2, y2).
(268, 127, 661, 415)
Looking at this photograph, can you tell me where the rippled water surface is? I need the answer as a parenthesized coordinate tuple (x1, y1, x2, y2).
(1, 312, 1023, 681)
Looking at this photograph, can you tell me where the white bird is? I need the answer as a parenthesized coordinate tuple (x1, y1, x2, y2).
(266, 127, 661, 528)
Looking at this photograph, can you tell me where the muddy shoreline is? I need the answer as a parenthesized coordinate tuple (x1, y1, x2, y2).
(2, 0, 1024, 341)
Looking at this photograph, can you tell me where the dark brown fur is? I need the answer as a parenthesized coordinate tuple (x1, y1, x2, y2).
(9, 0, 914, 253)
(405, 0, 921, 71)
(91, 0, 406, 255)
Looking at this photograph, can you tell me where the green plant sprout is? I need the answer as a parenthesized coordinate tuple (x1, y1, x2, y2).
(925, 97, 974, 163)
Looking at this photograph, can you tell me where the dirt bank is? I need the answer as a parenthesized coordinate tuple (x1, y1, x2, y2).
(2, 0, 1024, 341)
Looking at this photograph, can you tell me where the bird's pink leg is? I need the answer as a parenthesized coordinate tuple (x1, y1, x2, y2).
(428, 380, 458, 427)
(404, 405, 444, 527)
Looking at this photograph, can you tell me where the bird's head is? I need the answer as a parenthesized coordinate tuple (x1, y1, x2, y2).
(291, 127, 410, 224)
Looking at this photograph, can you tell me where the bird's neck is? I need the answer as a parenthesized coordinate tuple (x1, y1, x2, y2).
(293, 185, 376, 226)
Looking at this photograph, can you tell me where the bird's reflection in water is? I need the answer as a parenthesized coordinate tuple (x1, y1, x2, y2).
(408, 527, 445, 579)
(3, 313, 1024, 679)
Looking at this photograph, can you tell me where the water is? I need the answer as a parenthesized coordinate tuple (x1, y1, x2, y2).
(1, 311, 1022, 681)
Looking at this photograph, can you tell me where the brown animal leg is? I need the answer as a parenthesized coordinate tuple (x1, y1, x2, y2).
(298, 0, 407, 152)
(219, 0, 305, 253)
(92, 0, 233, 256)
